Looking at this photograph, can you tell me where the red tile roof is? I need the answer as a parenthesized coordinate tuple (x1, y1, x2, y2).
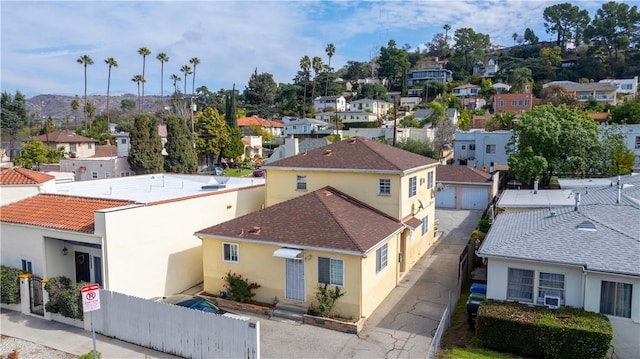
(93, 145, 118, 157)
(34, 130, 96, 143)
(0, 194, 134, 233)
(436, 165, 493, 184)
(237, 117, 284, 128)
(264, 137, 438, 172)
(0, 167, 55, 185)
(196, 186, 403, 254)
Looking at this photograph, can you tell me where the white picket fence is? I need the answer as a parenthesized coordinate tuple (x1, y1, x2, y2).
(91, 290, 260, 359)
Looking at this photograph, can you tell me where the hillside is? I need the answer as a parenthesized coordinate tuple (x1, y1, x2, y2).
(26, 94, 166, 119)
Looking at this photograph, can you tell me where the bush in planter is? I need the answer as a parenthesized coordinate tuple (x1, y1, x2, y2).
(221, 271, 261, 303)
(44, 276, 85, 320)
(1, 265, 23, 304)
(314, 284, 344, 318)
(78, 350, 102, 359)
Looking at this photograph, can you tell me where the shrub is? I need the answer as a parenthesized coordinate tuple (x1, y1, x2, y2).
(78, 350, 102, 359)
(477, 218, 492, 233)
(1, 265, 23, 304)
(314, 284, 344, 318)
(222, 271, 261, 303)
(44, 276, 84, 320)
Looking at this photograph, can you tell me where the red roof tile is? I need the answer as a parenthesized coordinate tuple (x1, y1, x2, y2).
(0, 167, 55, 185)
(436, 165, 492, 183)
(196, 186, 403, 254)
(0, 194, 134, 233)
(93, 145, 118, 157)
(237, 117, 283, 128)
(264, 137, 438, 172)
(34, 130, 96, 143)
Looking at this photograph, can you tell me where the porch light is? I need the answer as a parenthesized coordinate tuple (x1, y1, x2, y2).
(62, 244, 68, 255)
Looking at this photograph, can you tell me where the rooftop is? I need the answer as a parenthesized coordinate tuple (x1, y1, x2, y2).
(436, 165, 493, 184)
(497, 189, 575, 209)
(0, 167, 55, 185)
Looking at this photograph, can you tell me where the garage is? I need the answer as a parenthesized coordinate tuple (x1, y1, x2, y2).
(436, 186, 456, 208)
(460, 187, 489, 210)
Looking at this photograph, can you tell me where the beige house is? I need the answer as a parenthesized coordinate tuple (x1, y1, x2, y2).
(33, 130, 97, 158)
(196, 137, 439, 320)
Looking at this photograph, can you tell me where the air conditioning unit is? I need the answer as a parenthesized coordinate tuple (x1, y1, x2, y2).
(543, 295, 561, 309)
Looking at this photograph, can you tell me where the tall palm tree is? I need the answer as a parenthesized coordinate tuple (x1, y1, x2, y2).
(156, 52, 169, 107)
(138, 47, 151, 111)
(512, 33, 518, 46)
(76, 54, 94, 123)
(131, 74, 145, 112)
(70, 98, 80, 129)
(181, 65, 192, 95)
(299, 56, 311, 117)
(324, 43, 335, 96)
(443, 24, 451, 42)
(104, 57, 118, 128)
(170, 74, 181, 94)
(189, 57, 200, 95)
(311, 56, 323, 106)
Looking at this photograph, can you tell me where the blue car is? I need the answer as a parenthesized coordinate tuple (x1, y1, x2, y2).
(154, 294, 249, 320)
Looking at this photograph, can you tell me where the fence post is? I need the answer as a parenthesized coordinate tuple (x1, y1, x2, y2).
(41, 278, 52, 320)
(18, 274, 32, 315)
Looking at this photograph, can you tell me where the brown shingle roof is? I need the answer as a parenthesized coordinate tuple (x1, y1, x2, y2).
(0, 194, 134, 233)
(196, 186, 404, 254)
(436, 165, 492, 184)
(0, 167, 55, 185)
(264, 137, 438, 172)
(93, 145, 118, 157)
(34, 130, 96, 143)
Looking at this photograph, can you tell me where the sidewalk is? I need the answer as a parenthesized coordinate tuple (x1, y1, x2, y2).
(1, 309, 179, 359)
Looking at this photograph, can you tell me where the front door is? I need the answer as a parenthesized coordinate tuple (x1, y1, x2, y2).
(75, 251, 91, 283)
(285, 259, 305, 301)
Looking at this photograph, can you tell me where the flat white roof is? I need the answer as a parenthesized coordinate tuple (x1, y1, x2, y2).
(557, 178, 613, 189)
(53, 174, 264, 203)
(497, 189, 576, 208)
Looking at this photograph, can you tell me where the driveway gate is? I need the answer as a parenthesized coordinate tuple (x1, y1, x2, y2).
(29, 276, 44, 316)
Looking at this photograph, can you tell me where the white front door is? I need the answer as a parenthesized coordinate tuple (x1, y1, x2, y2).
(285, 259, 305, 301)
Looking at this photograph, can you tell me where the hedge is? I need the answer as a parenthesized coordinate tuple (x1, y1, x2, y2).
(44, 276, 85, 320)
(0, 265, 23, 304)
(476, 300, 612, 359)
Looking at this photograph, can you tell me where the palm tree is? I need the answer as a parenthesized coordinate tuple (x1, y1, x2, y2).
(76, 54, 94, 123)
(311, 56, 323, 107)
(70, 98, 80, 129)
(324, 43, 335, 96)
(104, 57, 118, 128)
(189, 57, 200, 95)
(299, 56, 311, 117)
(512, 33, 518, 46)
(131, 74, 145, 112)
(443, 24, 451, 42)
(156, 52, 169, 107)
(180, 65, 192, 95)
(170, 74, 181, 94)
(137, 47, 151, 111)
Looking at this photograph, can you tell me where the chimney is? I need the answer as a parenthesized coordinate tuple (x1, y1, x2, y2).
(533, 180, 538, 194)
(574, 192, 581, 211)
(617, 176, 622, 204)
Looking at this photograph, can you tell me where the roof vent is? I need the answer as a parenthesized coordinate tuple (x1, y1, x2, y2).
(324, 149, 332, 156)
(349, 137, 357, 143)
(249, 226, 261, 235)
(576, 221, 596, 232)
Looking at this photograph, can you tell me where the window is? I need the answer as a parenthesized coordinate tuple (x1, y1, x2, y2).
(511, 100, 517, 106)
(421, 215, 429, 235)
(486, 144, 496, 154)
(318, 257, 344, 286)
(499, 100, 505, 107)
(469, 144, 476, 151)
(120, 171, 130, 177)
(600, 281, 632, 318)
(88, 143, 93, 149)
(507, 268, 534, 302)
(21, 259, 33, 274)
(120, 138, 127, 145)
(538, 272, 565, 304)
(525, 99, 530, 106)
(518, 100, 523, 106)
(91, 172, 98, 179)
(376, 243, 388, 273)
(427, 171, 434, 189)
(296, 175, 307, 190)
(622, 84, 632, 90)
(223, 243, 239, 263)
(461, 145, 466, 150)
(379, 179, 391, 195)
(70, 143, 77, 152)
(635, 136, 640, 149)
(105, 172, 112, 178)
(408, 176, 417, 197)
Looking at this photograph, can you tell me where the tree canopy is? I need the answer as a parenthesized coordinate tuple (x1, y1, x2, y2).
(127, 113, 164, 174)
(164, 115, 198, 174)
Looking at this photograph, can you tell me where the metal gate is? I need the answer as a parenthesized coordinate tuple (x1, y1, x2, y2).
(29, 276, 44, 316)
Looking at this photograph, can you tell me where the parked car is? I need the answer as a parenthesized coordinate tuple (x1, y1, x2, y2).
(153, 294, 249, 320)
(253, 168, 264, 177)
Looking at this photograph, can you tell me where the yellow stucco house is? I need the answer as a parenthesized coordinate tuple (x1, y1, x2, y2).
(195, 137, 439, 320)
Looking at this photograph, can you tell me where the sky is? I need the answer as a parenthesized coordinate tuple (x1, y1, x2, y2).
(0, 0, 629, 99)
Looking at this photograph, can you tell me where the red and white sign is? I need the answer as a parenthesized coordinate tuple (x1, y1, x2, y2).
(81, 283, 101, 312)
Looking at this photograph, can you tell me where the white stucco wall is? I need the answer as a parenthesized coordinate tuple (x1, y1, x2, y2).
(583, 271, 640, 324)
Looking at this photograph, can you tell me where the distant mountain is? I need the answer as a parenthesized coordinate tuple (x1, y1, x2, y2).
(26, 94, 167, 119)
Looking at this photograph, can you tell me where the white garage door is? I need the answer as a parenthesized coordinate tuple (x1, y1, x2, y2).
(461, 188, 489, 210)
(436, 186, 456, 208)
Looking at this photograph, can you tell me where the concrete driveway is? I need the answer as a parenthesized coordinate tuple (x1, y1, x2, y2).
(256, 209, 484, 359)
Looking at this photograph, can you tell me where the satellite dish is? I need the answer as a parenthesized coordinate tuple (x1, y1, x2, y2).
(418, 199, 424, 210)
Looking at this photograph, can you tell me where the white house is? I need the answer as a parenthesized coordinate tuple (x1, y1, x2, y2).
(452, 84, 480, 97)
(491, 83, 511, 93)
(599, 76, 638, 96)
(453, 129, 513, 171)
(0, 173, 265, 300)
(59, 143, 133, 180)
(473, 58, 499, 77)
(283, 118, 333, 136)
(313, 96, 346, 112)
(348, 98, 393, 116)
(338, 111, 379, 124)
(478, 174, 640, 359)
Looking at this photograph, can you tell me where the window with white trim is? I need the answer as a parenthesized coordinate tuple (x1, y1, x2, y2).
(296, 175, 307, 190)
(421, 215, 429, 235)
(379, 178, 391, 195)
(318, 257, 344, 286)
(21, 259, 33, 274)
(507, 268, 534, 302)
(105, 172, 112, 178)
(600, 281, 632, 318)
(486, 144, 496, 154)
(376, 243, 388, 273)
(91, 172, 98, 179)
(538, 272, 565, 304)
(408, 176, 417, 197)
(427, 171, 434, 189)
(635, 136, 640, 149)
(223, 243, 239, 263)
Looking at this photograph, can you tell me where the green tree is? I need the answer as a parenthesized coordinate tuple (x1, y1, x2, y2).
(299, 56, 311, 116)
(164, 115, 198, 174)
(311, 56, 324, 105)
(1, 91, 27, 159)
(426, 33, 453, 59)
(121, 98, 136, 112)
(14, 139, 63, 169)
(611, 99, 640, 124)
(524, 28, 539, 44)
(244, 69, 277, 118)
(511, 67, 533, 93)
(222, 125, 245, 163)
(395, 138, 438, 159)
(170, 74, 181, 94)
(76, 54, 94, 123)
(543, 3, 591, 49)
(181, 65, 192, 94)
(137, 47, 151, 111)
(539, 85, 581, 109)
(356, 83, 390, 101)
(274, 83, 302, 116)
(128, 113, 164, 174)
(70, 97, 80, 128)
(131, 74, 145, 112)
(156, 52, 170, 106)
(597, 125, 634, 175)
(104, 57, 118, 127)
(452, 28, 490, 75)
(189, 57, 200, 95)
(225, 84, 238, 127)
(324, 43, 336, 96)
(377, 40, 410, 91)
(195, 107, 229, 166)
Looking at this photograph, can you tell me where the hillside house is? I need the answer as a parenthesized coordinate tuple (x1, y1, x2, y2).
(33, 130, 97, 158)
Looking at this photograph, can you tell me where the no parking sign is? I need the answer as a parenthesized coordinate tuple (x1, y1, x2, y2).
(81, 283, 101, 312)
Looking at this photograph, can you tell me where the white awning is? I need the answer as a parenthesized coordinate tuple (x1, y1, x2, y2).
(273, 248, 303, 259)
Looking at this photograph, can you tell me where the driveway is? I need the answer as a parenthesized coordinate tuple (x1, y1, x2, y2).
(256, 209, 484, 359)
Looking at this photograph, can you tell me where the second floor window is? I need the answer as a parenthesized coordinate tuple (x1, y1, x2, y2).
(379, 179, 391, 195)
(296, 175, 307, 190)
(409, 176, 417, 197)
(486, 145, 496, 154)
(223, 243, 239, 263)
(427, 171, 434, 189)
(421, 215, 429, 235)
(91, 172, 98, 179)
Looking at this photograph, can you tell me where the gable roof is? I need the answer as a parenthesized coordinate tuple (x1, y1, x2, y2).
(436, 165, 492, 184)
(0, 194, 134, 233)
(0, 167, 55, 185)
(34, 130, 96, 143)
(195, 186, 404, 255)
(264, 137, 437, 173)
